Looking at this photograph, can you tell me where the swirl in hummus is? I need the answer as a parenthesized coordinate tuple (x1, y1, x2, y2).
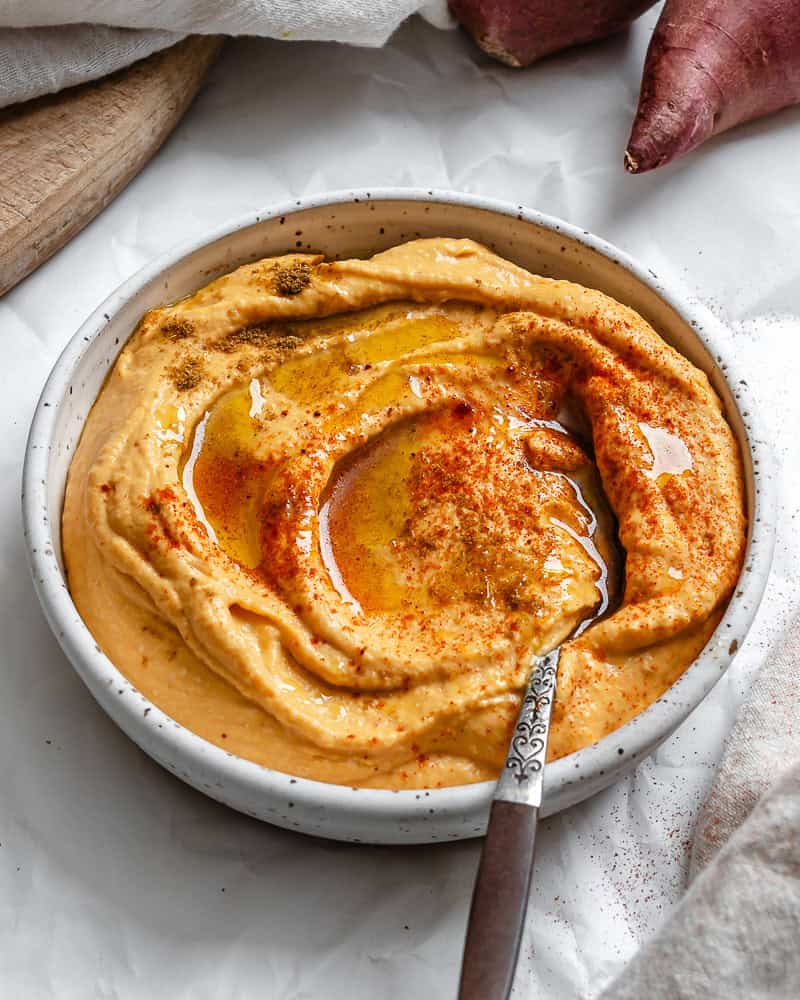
(62, 239, 746, 789)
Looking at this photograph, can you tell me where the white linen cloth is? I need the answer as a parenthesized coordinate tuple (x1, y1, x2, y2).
(0, 0, 453, 108)
(1, 9, 800, 997)
(602, 623, 800, 998)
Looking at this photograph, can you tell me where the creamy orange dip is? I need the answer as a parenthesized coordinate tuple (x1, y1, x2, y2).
(62, 239, 746, 788)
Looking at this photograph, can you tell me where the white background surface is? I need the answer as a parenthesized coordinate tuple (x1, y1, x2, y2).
(2, 10, 799, 998)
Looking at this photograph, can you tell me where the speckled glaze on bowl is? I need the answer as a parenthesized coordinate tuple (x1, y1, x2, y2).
(23, 190, 775, 844)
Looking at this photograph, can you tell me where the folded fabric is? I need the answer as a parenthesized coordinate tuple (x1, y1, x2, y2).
(0, 1, 452, 109)
(0, 26, 182, 108)
(601, 617, 800, 999)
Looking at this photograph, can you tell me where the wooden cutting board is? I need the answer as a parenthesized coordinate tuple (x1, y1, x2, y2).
(0, 35, 222, 297)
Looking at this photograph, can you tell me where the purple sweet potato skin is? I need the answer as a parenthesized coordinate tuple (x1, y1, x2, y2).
(449, 0, 656, 68)
(627, 0, 800, 172)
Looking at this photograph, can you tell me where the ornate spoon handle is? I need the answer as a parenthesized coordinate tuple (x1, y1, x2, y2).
(495, 648, 559, 808)
(458, 648, 560, 1000)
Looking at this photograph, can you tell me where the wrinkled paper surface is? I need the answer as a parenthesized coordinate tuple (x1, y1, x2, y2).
(1, 11, 798, 998)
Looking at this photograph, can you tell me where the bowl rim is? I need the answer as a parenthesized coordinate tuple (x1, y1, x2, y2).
(22, 186, 776, 823)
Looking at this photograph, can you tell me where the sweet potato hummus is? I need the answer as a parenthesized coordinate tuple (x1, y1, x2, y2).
(62, 239, 746, 788)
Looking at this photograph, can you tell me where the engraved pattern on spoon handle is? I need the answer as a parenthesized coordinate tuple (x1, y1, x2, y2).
(494, 648, 560, 807)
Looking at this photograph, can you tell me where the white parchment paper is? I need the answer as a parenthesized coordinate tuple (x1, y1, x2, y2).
(1, 11, 798, 998)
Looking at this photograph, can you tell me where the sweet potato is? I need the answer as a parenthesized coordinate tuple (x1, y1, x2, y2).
(626, 0, 800, 173)
(449, 0, 656, 68)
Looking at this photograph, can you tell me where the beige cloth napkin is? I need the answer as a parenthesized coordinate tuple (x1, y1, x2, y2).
(601, 620, 800, 999)
(0, 1, 453, 108)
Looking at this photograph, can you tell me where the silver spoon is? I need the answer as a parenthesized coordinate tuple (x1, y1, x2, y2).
(457, 644, 564, 999)
(458, 534, 619, 999)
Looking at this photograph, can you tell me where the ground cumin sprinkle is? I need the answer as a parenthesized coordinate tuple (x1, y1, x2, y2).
(169, 357, 205, 391)
(273, 261, 312, 296)
(212, 324, 301, 353)
(161, 318, 195, 341)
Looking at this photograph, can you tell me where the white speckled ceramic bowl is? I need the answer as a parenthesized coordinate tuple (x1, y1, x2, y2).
(23, 190, 775, 844)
